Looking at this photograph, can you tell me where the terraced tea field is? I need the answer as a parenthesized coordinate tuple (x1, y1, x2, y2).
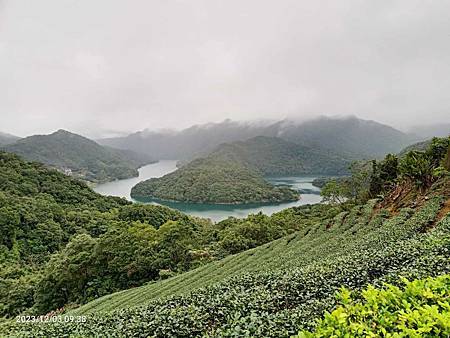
(8, 195, 449, 337)
(72, 200, 380, 315)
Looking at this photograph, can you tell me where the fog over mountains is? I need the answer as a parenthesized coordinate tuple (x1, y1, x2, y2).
(99, 116, 417, 160)
(2, 1, 450, 137)
(408, 123, 450, 139)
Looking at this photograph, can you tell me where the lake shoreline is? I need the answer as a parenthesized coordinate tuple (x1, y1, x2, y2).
(131, 194, 302, 206)
(94, 160, 323, 222)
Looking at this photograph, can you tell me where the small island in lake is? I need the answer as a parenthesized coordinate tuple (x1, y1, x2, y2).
(131, 156, 299, 204)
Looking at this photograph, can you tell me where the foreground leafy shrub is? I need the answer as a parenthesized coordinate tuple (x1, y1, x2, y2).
(298, 274, 450, 337)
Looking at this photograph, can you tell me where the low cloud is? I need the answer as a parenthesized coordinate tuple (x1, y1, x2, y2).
(0, 0, 449, 137)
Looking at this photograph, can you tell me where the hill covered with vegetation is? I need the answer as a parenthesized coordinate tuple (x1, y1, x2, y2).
(131, 155, 299, 204)
(9, 182, 449, 337)
(3, 137, 449, 337)
(208, 136, 350, 175)
(0, 151, 203, 318)
(2, 130, 155, 183)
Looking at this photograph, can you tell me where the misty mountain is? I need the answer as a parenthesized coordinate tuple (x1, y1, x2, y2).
(408, 123, 450, 139)
(0, 131, 20, 145)
(3, 130, 155, 183)
(276, 117, 416, 158)
(99, 119, 279, 160)
(209, 136, 351, 175)
(98, 116, 416, 161)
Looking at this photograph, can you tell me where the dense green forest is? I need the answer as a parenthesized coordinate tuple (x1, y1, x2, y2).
(1, 137, 449, 337)
(131, 155, 299, 204)
(2, 130, 154, 183)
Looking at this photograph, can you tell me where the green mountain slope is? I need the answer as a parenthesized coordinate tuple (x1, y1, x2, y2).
(12, 187, 448, 337)
(131, 156, 299, 204)
(3, 130, 155, 182)
(209, 136, 351, 175)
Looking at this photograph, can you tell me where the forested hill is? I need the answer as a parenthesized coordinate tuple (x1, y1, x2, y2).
(0, 151, 126, 209)
(99, 116, 415, 160)
(0, 131, 20, 145)
(209, 136, 351, 175)
(131, 156, 299, 204)
(0, 151, 205, 318)
(2, 130, 155, 183)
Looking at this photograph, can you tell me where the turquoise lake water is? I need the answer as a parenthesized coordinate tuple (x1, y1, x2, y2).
(94, 160, 322, 222)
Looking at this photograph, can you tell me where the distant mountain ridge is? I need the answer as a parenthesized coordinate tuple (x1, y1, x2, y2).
(99, 116, 416, 160)
(100, 119, 279, 160)
(0, 131, 20, 145)
(2, 130, 155, 183)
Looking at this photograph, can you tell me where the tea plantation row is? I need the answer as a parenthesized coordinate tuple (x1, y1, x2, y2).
(5, 196, 450, 337)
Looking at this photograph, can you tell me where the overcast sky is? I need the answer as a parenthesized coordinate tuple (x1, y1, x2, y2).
(1, 0, 449, 138)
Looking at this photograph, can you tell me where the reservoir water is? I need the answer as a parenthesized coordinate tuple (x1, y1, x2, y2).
(94, 160, 322, 222)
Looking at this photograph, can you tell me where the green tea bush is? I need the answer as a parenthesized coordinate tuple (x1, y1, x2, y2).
(298, 274, 450, 337)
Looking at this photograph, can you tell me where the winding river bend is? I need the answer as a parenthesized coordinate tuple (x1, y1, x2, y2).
(94, 160, 322, 222)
